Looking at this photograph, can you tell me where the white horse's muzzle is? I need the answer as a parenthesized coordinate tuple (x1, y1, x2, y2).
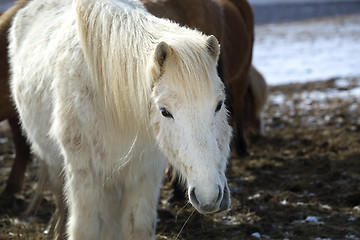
(188, 183, 231, 214)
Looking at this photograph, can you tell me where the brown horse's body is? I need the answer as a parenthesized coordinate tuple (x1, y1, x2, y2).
(143, 0, 256, 155)
(144, 0, 224, 41)
(0, 0, 30, 197)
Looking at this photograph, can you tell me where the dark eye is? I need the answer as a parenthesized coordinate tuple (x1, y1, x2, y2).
(215, 100, 223, 113)
(160, 107, 174, 119)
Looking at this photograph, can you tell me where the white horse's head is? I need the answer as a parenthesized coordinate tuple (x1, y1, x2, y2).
(149, 35, 232, 214)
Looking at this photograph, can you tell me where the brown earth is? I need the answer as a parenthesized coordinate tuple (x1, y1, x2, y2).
(0, 77, 359, 239)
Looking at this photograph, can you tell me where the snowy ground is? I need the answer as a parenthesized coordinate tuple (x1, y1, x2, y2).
(253, 14, 360, 85)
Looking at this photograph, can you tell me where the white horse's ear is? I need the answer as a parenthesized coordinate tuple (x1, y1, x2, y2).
(150, 42, 170, 87)
(155, 41, 170, 68)
(206, 35, 220, 60)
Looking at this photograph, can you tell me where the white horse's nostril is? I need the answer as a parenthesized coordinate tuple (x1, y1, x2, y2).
(190, 187, 200, 206)
(215, 185, 222, 204)
(219, 184, 231, 212)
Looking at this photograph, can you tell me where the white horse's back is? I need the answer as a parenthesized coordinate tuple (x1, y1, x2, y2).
(10, 0, 73, 165)
(10, 0, 232, 239)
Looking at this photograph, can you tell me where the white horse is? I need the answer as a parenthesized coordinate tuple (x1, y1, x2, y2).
(9, 0, 232, 239)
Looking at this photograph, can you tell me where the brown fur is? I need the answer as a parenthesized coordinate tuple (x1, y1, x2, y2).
(143, 0, 224, 41)
(246, 65, 268, 135)
(0, 0, 30, 197)
(219, 0, 254, 155)
(143, 0, 257, 155)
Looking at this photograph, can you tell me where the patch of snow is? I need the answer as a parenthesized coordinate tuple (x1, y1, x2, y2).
(251, 232, 261, 239)
(345, 234, 359, 240)
(305, 87, 360, 100)
(248, 193, 261, 200)
(253, 15, 360, 85)
(335, 78, 351, 88)
(320, 204, 332, 210)
(293, 216, 325, 225)
(251, 232, 271, 239)
(269, 94, 286, 105)
(220, 215, 242, 226)
(305, 216, 319, 223)
(353, 206, 360, 213)
(302, 216, 325, 225)
(295, 88, 360, 102)
(0, 138, 9, 144)
(0, 120, 8, 127)
(269, 84, 360, 112)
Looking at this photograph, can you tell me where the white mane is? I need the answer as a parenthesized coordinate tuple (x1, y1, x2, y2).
(75, 0, 217, 140)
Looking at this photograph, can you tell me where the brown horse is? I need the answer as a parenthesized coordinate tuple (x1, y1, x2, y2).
(143, 0, 263, 155)
(0, 0, 31, 198)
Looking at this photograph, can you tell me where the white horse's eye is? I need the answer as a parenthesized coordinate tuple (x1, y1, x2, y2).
(160, 107, 174, 119)
(215, 100, 223, 113)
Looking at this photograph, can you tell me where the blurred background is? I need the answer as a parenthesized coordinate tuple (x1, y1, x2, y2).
(0, 1, 359, 239)
(250, 0, 360, 85)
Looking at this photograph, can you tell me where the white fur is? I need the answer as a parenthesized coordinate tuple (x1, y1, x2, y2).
(9, 0, 232, 239)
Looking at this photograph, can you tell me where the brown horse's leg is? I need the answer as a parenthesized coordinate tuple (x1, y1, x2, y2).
(245, 85, 263, 135)
(224, 79, 248, 156)
(231, 72, 250, 157)
(2, 117, 31, 197)
(234, 107, 248, 156)
(245, 87, 257, 134)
